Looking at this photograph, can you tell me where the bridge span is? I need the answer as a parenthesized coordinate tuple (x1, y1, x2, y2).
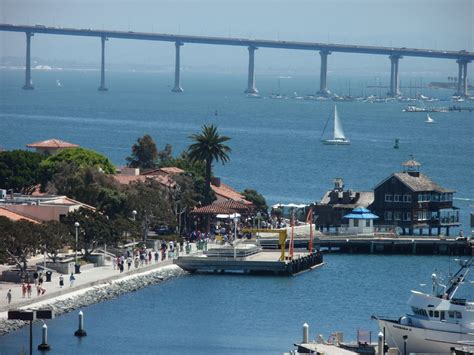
(1, 23, 472, 96)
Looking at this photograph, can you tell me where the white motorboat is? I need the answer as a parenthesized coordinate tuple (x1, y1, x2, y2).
(321, 105, 350, 145)
(374, 258, 474, 354)
(426, 114, 435, 123)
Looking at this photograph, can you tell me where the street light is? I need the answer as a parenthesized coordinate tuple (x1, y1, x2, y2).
(256, 212, 261, 246)
(233, 216, 239, 260)
(74, 222, 80, 267)
(132, 210, 137, 221)
(131, 210, 137, 251)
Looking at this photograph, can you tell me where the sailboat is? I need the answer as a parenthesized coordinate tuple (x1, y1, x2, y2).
(425, 114, 435, 124)
(321, 105, 350, 145)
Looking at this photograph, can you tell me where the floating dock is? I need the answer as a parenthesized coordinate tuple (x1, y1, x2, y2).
(174, 244, 323, 276)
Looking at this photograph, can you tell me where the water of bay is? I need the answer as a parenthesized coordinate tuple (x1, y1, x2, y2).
(0, 69, 473, 353)
(1, 255, 471, 354)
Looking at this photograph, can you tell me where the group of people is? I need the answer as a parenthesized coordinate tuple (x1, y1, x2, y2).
(112, 240, 182, 273)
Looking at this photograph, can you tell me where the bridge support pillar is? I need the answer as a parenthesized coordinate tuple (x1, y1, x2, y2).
(98, 36, 108, 91)
(388, 55, 401, 97)
(456, 60, 464, 96)
(23, 32, 34, 90)
(462, 61, 469, 97)
(244, 46, 258, 94)
(317, 50, 331, 96)
(172, 42, 184, 93)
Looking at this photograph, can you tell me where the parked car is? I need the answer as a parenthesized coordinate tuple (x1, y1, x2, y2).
(155, 225, 173, 235)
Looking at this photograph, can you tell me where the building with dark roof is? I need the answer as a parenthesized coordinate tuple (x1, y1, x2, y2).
(370, 159, 459, 236)
(314, 178, 374, 231)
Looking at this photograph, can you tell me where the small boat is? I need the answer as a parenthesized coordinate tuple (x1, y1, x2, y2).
(426, 114, 435, 123)
(321, 105, 350, 145)
(374, 258, 474, 354)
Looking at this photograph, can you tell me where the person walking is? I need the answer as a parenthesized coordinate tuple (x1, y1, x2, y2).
(33, 271, 39, 286)
(69, 273, 75, 287)
(26, 283, 32, 298)
(38, 273, 44, 286)
(59, 274, 64, 288)
(21, 283, 27, 298)
(134, 256, 139, 268)
(127, 257, 132, 270)
(154, 250, 159, 262)
(6, 289, 12, 304)
(148, 251, 152, 264)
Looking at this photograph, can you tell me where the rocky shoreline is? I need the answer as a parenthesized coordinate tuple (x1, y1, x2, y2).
(0, 265, 188, 336)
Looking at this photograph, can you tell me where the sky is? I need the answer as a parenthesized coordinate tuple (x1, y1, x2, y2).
(0, 0, 473, 75)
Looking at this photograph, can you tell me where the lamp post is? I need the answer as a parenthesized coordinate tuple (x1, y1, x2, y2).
(233, 216, 239, 260)
(402, 335, 408, 355)
(132, 210, 137, 251)
(74, 222, 79, 266)
(256, 212, 261, 246)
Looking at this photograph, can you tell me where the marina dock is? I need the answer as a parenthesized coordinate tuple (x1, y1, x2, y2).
(174, 245, 323, 276)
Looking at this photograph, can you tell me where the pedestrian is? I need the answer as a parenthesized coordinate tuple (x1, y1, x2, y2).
(119, 261, 124, 273)
(154, 250, 159, 262)
(59, 274, 64, 288)
(127, 257, 132, 270)
(26, 283, 32, 298)
(22, 283, 27, 298)
(33, 271, 39, 286)
(37, 285, 41, 296)
(134, 256, 139, 268)
(148, 251, 152, 263)
(6, 289, 12, 304)
(69, 273, 75, 287)
(38, 273, 44, 286)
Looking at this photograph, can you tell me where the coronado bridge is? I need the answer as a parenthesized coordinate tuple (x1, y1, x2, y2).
(1, 23, 472, 96)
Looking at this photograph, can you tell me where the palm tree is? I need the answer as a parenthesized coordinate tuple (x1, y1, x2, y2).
(188, 124, 231, 205)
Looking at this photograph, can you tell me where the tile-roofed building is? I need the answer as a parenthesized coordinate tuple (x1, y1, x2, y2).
(26, 138, 79, 155)
(0, 206, 41, 224)
(370, 159, 459, 236)
(0, 195, 95, 222)
(210, 178, 251, 205)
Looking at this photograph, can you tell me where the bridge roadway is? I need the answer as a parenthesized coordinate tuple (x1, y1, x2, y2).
(1, 23, 472, 95)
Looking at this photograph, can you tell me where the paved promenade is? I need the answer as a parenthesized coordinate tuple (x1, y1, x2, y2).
(0, 245, 198, 315)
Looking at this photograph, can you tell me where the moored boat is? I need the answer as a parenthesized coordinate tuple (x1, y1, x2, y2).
(374, 258, 474, 354)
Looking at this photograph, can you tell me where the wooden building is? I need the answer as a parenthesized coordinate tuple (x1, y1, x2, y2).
(370, 159, 460, 236)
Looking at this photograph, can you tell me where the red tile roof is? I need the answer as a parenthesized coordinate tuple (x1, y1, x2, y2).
(211, 182, 251, 204)
(112, 174, 176, 188)
(0, 207, 41, 224)
(190, 204, 237, 215)
(26, 139, 79, 149)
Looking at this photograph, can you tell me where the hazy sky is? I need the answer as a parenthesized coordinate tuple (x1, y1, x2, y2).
(1, 0, 473, 74)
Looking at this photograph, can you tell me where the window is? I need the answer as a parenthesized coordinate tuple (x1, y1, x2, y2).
(394, 194, 400, 202)
(354, 219, 359, 227)
(411, 307, 428, 317)
(385, 194, 393, 202)
(429, 310, 434, 317)
(448, 311, 455, 318)
(434, 311, 439, 318)
(384, 211, 392, 221)
(403, 212, 411, 221)
(394, 211, 402, 221)
(403, 195, 412, 203)
(455, 311, 462, 319)
(418, 211, 428, 221)
(366, 220, 370, 227)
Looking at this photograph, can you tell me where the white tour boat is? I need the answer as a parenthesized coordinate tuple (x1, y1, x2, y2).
(374, 258, 474, 354)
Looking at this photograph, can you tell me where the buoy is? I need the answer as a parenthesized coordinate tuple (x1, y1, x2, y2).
(74, 310, 87, 337)
(394, 139, 399, 149)
(38, 323, 50, 350)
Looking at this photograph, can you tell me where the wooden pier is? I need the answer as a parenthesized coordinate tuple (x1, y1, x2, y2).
(258, 235, 473, 255)
(174, 245, 323, 276)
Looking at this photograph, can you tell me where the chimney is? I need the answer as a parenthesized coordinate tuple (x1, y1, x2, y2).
(211, 177, 221, 187)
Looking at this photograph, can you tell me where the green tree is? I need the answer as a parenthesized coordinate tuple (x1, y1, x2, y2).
(40, 147, 115, 175)
(187, 124, 231, 205)
(62, 208, 114, 257)
(0, 150, 45, 194)
(39, 220, 72, 263)
(242, 189, 268, 213)
(47, 163, 124, 216)
(0, 217, 41, 280)
(125, 180, 174, 241)
(126, 134, 158, 169)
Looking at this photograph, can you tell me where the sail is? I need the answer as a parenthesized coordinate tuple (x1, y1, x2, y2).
(333, 106, 346, 140)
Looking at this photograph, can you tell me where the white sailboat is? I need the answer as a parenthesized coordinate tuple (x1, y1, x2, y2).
(321, 105, 350, 145)
(425, 114, 435, 123)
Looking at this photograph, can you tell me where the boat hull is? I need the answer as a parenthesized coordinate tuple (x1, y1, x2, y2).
(321, 139, 351, 145)
(377, 318, 474, 354)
